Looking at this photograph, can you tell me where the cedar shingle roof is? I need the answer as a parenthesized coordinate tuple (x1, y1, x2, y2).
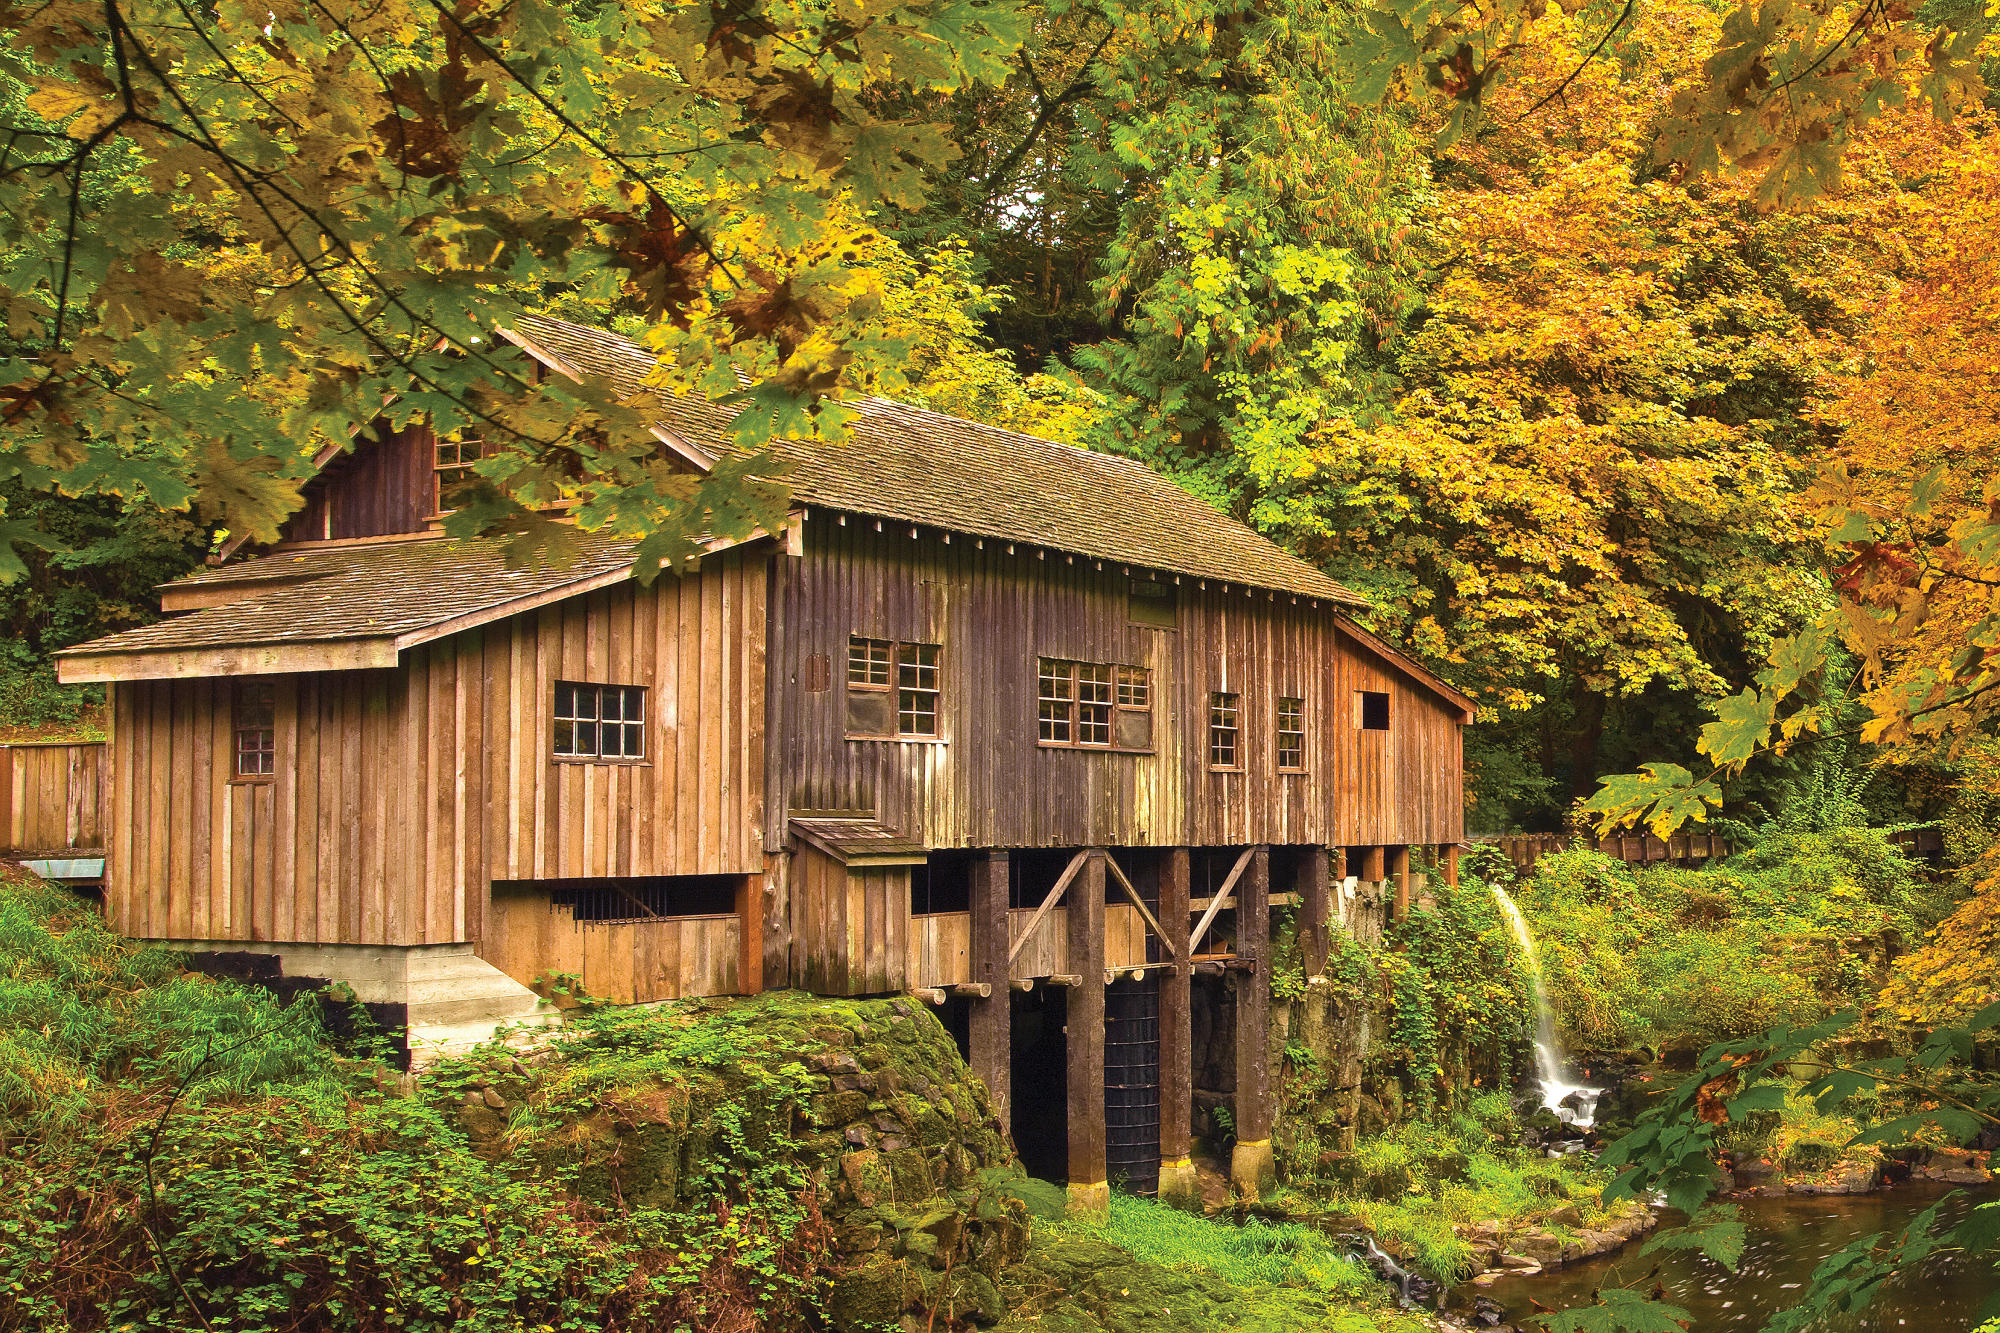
(58, 533, 641, 670)
(511, 315, 1368, 608)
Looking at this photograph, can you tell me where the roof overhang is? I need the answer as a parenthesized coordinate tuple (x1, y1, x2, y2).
(788, 815, 928, 867)
(60, 518, 798, 685)
(1334, 616, 1478, 725)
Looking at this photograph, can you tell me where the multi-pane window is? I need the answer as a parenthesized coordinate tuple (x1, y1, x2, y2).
(897, 643, 940, 736)
(1039, 659, 1153, 750)
(1277, 696, 1306, 771)
(1209, 691, 1241, 769)
(433, 433, 483, 513)
(1077, 662, 1113, 745)
(847, 635, 941, 738)
(233, 681, 276, 779)
(554, 682, 647, 760)
(1356, 690, 1391, 731)
(1038, 657, 1075, 744)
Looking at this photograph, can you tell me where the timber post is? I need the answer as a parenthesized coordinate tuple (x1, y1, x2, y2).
(1389, 844, 1411, 918)
(1067, 849, 1110, 1217)
(1300, 844, 1330, 979)
(1157, 846, 1197, 1209)
(1442, 842, 1460, 887)
(970, 848, 1012, 1131)
(1230, 844, 1275, 1199)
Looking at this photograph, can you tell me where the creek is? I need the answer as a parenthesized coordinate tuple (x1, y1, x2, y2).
(1463, 1183, 1998, 1330)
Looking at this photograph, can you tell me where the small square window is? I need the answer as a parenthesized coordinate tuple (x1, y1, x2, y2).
(897, 642, 940, 736)
(433, 432, 483, 514)
(1277, 696, 1305, 771)
(554, 683, 646, 760)
(1077, 663, 1113, 746)
(1209, 691, 1241, 769)
(1357, 690, 1390, 731)
(1038, 658, 1075, 744)
(846, 636, 941, 738)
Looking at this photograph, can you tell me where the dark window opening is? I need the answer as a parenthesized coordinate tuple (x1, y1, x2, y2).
(1277, 696, 1306, 771)
(1209, 691, 1241, 769)
(1357, 690, 1391, 731)
(911, 850, 975, 915)
(554, 682, 646, 760)
(1128, 580, 1177, 629)
(512, 874, 741, 922)
(233, 680, 276, 779)
(1009, 847, 1087, 910)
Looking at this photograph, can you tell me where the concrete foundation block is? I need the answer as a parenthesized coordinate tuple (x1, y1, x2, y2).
(1231, 1138, 1276, 1199)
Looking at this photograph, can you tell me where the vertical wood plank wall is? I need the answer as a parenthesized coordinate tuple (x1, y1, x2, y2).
(0, 742, 104, 854)
(107, 550, 768, 947)
(768, 514, 1465, 853)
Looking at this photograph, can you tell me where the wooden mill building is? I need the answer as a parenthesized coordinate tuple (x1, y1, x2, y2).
(57, 316, 1472, 1211)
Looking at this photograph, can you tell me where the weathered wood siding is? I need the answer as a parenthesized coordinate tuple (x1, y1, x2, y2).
(1, 741, 104, 854)
(484, 884, 740, 1003)
(108, 550, 768, 947)
(792, 843, 911, 995)
(280, 427, 435, 544)
(767, 515, 1464, 853)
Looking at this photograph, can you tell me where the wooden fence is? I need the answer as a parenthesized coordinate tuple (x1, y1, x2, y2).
(1474, 826, 1947, 875)
(1, 741, 104, 855)
(1470, 831, 1732, 875)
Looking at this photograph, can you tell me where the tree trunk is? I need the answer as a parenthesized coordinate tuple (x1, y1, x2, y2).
(1568, 689, 1606, 806)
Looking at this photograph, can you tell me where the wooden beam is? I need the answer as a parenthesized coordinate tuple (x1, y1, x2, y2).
(1390, 845, 1411, 918)
(1103, 852, 1177, 960)
(734, 874, 764, 996)
(1231, 846, 1275, 1199)
(1067, 849, 1108, 1217)
(1008, 847, 1090, 966)
(1158, 847, 1196, 1209)
(57, 638, 400, 684)
(1300, 846, 1330, 979)
(1358, 845, 1386, 883)
(1188, 845, 1255, 956)
(969, 849, 1012, 1130)
(1443, 843, 1461, 887)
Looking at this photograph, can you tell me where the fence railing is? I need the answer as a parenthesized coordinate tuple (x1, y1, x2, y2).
(1, 741, 105, 855)
(1473, 826, 1948, 875)
(1469, 831, 1731, 875)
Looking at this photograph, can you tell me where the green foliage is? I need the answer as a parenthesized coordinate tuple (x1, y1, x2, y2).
(1375, 875, 1533, 1103)
(1513, 835, 1930, 1054)
(0, 874, 866, 1331)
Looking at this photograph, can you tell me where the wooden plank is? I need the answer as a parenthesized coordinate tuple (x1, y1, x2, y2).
(1103, 852, 1176, 960)
(1007, 847, 1090, 966)
(1066, 849, 1107, 1207)
(1231, 845, 1273, 1197)
(1158, 847, 1193, 1197)
(970, 850, 1010, 1128)
(1189, 845, 1254, 956)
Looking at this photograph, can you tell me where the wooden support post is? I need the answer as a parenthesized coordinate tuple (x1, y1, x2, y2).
(970, 849, 1011, 1133)
(1443, 843, 1461, 887)
(1067, 850, 1109, 1217)
(735, 874, 765, 996)
(1231, 845, 1275, 1200)
(1300, 845, 1330, 980)
(1158, 847, 1196, 1209)
(1359, 845, 1386, 883)
(1389, 845, 1411, 919)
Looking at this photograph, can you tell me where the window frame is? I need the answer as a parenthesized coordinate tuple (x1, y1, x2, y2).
(1038, 658, 1154, 752)
(845, 634, 944, 742)
(552, 681, 649, 764)
(1208, 690, 1242, 771)
(431, 431, 484, 516)
(231, 680, 277, 782)
(1276, 695, 1307, 773)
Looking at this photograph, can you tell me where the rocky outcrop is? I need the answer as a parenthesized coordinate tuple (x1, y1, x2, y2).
(1459, 1205, 1656, 1281)
(446, 992, 1032, 1332)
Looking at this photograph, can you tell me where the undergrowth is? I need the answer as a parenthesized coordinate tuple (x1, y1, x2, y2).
(0, 873, 842, 1332)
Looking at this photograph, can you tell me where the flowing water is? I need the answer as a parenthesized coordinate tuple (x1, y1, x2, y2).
(1465, 1184, 1998, 1330)
(1489, 883, 1601, 1130)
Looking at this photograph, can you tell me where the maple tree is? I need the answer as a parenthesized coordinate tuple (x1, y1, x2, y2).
(0, 0, 1020, 579)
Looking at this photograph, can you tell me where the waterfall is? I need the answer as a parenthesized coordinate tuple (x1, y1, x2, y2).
(1489, 883, 1601, 1131)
